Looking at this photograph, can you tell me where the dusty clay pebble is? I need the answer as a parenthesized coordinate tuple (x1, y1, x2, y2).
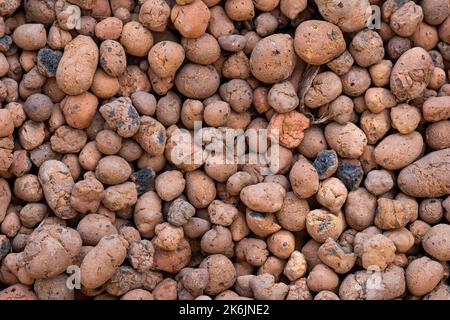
(268, 111, 310, 149)
(361, 234, 396, 270)
(38, 160, 76, 220)
(77, 214, 117, 246)
(374, 198, 411, 230)
(350, 29, 385, 68)
(56, 35, 99, 95)
(134, 116, 166, 156)
(12, 24, 47, 51)
(139, 0, 170, 32)
(60, 92, 98, 129)
(80, 235, 128, 289)
(318, 238, 356, 274)
(23, 93, 53, 122)
(304, 72, 342, 109)
(426, 121, 450, 150)
(250, 273, 288, 300)
(95, 156, 133, 185)
(102, 182, 138, 212)
(70, 173, 104, 214)
(50, 126, 87, 154)
(390, 104, 421, 135)
(99, 97, 140, 138)
(406, 256, 444, 296)
(240, 183, 286, 213)
(23, 224, 82, 279)
(390, 2, 424, 37)
(315, 0, 371, 33)
(250, 34, 296, 84)
(313, 150, 339, 180)
(175, 64, 220, 99)
(99, 40, 126, 77)
(90, 69, 120, 99)
(289, 156, 319, 199)
(374, 132, 424, 170)
(294, 20, 346, 65)
(0, 110, 13, 140)
(199, 254, 236, 295)
(306, 209, 345, 243)
(422, 97, 450, 122)
(120, 21, 153, 57)
(364, 170, 394, 196)
(148, 41, 185, 78)
(398, 149, 450, 198)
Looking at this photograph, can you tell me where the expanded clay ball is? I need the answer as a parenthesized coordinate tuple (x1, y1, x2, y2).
(361, 234, 396, 270)
(267, 230, 295, 259)
(268, 81, 299, 113)
(289, 156, 319, 199)
(419, 198, 444, 224)
(23, 93, 53, 122)
(171, 0, 210, 39)
(306, 209, 346, 243)
(364, 170, 394, 196)
(235, 238, 269, 267)
(304, 72, 342, 109)
(325, 122, 367, 159)
(148, 41, 185, 78)
(200, 254, 236, 295)
(422, 224, 450, 261)
(390, 104, 421, 134)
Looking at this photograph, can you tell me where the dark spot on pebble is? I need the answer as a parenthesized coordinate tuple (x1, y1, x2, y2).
(131, 167, 155, 195)
(336, 162, 364, 191)
(313, 150, 338, 177)
(37, 48, 63, 77)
